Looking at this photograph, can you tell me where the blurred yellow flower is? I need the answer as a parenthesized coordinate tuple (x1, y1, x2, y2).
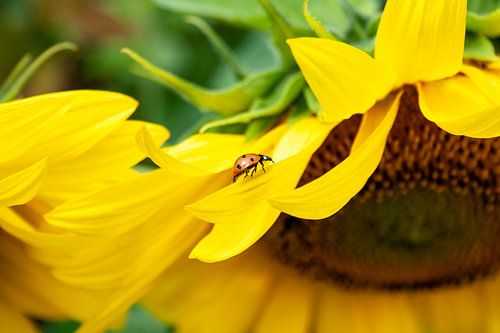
(35, 0, 499, 332)
(143, 245, 500, 333)
(0, 90, 167, 331)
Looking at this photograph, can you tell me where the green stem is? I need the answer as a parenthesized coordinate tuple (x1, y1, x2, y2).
(0, 41, 78, 103)
(185, 15, 247, 79)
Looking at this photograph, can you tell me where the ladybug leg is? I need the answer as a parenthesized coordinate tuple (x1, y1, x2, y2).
(259, 160, 266, 173)
(250, 164, 258, 177)
(244, 169, 250, 178)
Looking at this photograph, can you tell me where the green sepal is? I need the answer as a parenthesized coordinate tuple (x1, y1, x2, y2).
(258, 0, 295, 68)
(287, 96, 313, 125)
(303, 0, 338, 40)
(122, 48, 283, 115)
(467, 0, 500, 37)
(303, 87, 321, 115)
(245, 116, 280, 141)
(184, 15, 247, 79)
(199, 71, 304, 132)
(464, 32, 500, 61)
(0, 42, 78, 103)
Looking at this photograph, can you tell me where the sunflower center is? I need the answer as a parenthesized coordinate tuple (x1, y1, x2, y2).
(265, 87, 499, 290)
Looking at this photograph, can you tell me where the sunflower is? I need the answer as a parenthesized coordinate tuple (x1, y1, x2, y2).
(40, 0, 498, 331)
(0, 88, 167, 331)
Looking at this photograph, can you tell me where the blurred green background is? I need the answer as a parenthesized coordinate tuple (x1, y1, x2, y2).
(0, 0, 275, 143)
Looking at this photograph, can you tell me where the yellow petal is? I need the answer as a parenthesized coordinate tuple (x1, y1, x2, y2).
(268, 92, 401, 219)
(0, 301, 37, 333)
(0, 232, 111, 321)
(187, 117, 334, 261)
(12, 90, 138, 165)
(461, 65, 500, 101)
(186, 117, 334, 225)
(189, 202, 281, 262)
(417, 71, 500, 138)
(40, 121, 168, 203)
(74, 216, 208, 333)
(418, 282, 486, 333)
(143, 248, 274, 333)
(0, 159, 47, 207)
(136, 126, 211, 177)
(255, 270, 315, 333)
(45, 169, 187, 234)
(317, 288, 420, 333)
(288, 38, 395, 122)
(375, 0, 466, 86)
(138, 124, 285, 176)
(0, 95, 66, 164)
(0, 207, 101, 251)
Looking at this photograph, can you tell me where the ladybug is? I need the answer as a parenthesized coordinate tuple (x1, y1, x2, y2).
(232, 153, 274, 183)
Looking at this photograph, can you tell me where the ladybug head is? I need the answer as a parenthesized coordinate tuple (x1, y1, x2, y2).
(259, 154, 274, 163)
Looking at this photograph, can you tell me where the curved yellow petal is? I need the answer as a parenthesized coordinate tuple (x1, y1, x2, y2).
(40, 121, 168, 203)
(288, 38, 395, 122)
(0, 301, 37, 333)
(375, 0, 466, 86)
(0, 95, 66, 164)
(0, 207, 100, 251)
(269, 92, 401, 220)
(74, 217, 208, 333)
(45, 169, 185, 234)
(136, 127, 211, 177)
(0, 159, 47, 207)
(186, 117, 334, 225)
(0, 232, 111, 321)
(143, 247, 274, 333)
(461, 65, 500, 100)
(189, 202, 281, 262)
(417, 70, 500, 138)
(12, 90, 138, 166)
(164, 125, 285, 173)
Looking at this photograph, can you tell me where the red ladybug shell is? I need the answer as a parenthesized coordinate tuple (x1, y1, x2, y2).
(232, 153, 274, 182)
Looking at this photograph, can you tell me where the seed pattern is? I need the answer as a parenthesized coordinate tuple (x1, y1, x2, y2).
(265, 86, 499, 290)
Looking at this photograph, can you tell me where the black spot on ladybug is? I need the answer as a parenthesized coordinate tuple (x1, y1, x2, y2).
(250, 157, 255, 161)
(242, 155, 246, 158)
(237, 164, 242, 169)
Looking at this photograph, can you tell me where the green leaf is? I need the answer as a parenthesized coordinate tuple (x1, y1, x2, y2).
(245, 116, 279, 140)
(307, 0, 352, 39)
(464, 32, 500, 61)
(467, 0, 500, 37)
(200, 71, 304, 132)
(303, 0, 338, 39)
(303, 87, 320, 115)
(343, 0, 383, 18)
(153, 0, 268, 29)
(153, 0, 353, 38)
(122, 47, 283, 115)
(258, 0, 295, 67)
(287, 97, 313, 125)
(184, 15, 247, 79)
(468, 0, 500, 14)
(42, 320, 80, 333)
(107, 305, 169, 333)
